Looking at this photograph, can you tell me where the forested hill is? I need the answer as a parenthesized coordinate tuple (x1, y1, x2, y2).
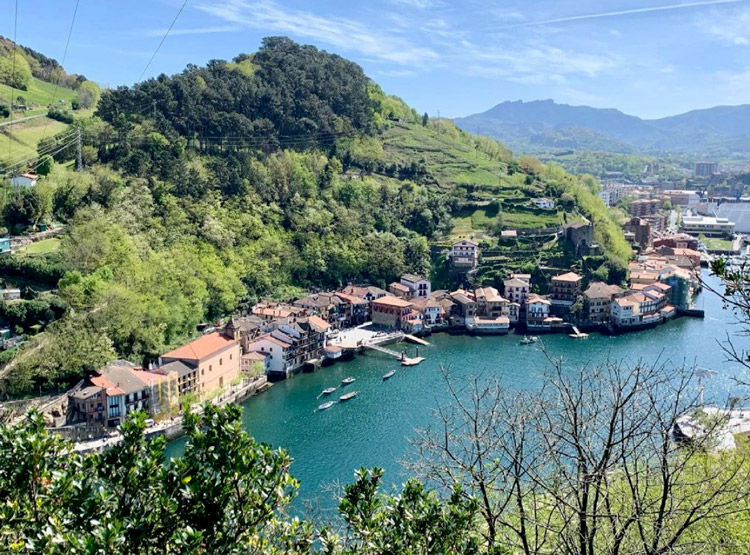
(2, 37, 629, 395)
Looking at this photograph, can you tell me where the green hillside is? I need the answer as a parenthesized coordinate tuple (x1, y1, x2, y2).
(0, 37, 630, 396)
(0, 75, 78, 121)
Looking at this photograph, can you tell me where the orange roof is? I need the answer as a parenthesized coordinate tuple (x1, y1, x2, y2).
(90, 375, 125, 396)
(242, 351, 268, 361)
(650, 282, 672, 291)
(335, 292, 368, 304)
(374, 295, 413, 308)
(253, 307, 293, 318)
(307, 315, 331, 332)
(389, 282, 410, 292)
(162, 332, 237, 361)
(553, 272, 582, 283)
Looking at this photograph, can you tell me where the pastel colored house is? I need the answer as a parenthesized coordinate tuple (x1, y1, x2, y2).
(372, 295, 413, 329)
(450, 239, 479, 269)
(159, 332, 241, 397)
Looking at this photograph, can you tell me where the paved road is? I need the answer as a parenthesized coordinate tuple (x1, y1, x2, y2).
(0, 113, 45, 128)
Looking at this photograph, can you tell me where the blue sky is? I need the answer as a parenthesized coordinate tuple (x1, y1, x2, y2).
(2, 0, 750, 119)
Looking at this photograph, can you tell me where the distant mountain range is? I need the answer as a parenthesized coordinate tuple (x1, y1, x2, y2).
(454, 100, 750, 157)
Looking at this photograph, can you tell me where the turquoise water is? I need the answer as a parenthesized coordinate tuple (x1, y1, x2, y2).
(165, 273, 747, 511)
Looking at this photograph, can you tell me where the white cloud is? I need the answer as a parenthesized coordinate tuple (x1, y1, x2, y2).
(145, 25, 240, 36)
(197, 0, 439, 66)
(464, 42, 618, 84)
(703, 7, 750, 45)
(508, 0, 743, 28)
(388, 0, 443, 8)
(378, 69, 417, 77)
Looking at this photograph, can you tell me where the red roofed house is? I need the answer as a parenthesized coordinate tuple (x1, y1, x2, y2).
(550, 272, 583, 303)
(372, 295, 413, 329)
(243, 333, 296, 378)
(159, 331, 241, 397)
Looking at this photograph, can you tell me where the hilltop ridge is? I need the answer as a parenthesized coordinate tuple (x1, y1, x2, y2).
(455, 99, 750, 156)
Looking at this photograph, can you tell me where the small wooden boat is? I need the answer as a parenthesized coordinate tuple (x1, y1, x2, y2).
(382, 370, 396, 380)
(341, 377, 356, 386)
(339, 391, 358, 401)
(317, 401, 335, 411)
(320, 387, 336, 396)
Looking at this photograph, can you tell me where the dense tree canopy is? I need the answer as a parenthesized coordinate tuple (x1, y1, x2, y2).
(0, 404, 480, 554)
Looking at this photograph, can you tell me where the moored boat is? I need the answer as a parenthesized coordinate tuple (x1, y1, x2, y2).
(341, 377, 355, 385)
(383, 370, 396, 380)
(317, 401, 335, 411)
(339, 391, 358, 401)
(320, 387, 336, 396)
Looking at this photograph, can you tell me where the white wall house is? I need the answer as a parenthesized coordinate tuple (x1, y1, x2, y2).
(450, 240, 479, 269)
(400, 274, 431, 299)
(243, 336, 293, 374)
(533, 197, 555, 210)
(10, 173, 38, 187)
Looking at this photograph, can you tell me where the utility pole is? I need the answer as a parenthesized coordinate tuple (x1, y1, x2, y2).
(76, 126, 83, 172)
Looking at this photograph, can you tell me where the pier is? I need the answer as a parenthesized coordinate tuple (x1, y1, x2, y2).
(569, 326, 589, 339)
(367, 343, 425, 366)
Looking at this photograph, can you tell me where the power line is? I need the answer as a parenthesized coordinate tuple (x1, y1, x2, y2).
(6, 0, 19, 167)
(137, 0, 189, 83)
(40, 0, 81, 143)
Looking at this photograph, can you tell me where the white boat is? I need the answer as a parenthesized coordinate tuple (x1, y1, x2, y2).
(520, 335, 539, 345)
(317, 401, 335, 411)
(321, 387, 336, 396)
(341, 377, 356, 385)
(339, 391, 358, 401)
(383, 370, 396, 380)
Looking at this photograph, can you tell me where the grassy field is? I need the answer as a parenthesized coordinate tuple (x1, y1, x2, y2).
(0, 77, 77, 123)
(16, 238, 61, 256)
(702, 237, 735, 251)
(0, 117, 70, 165)
(382, 122, 514, 193)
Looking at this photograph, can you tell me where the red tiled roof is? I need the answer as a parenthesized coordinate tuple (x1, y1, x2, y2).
(374, 295, 413, 308)
(389, 282, 410, 292)
(335, 292, 368, 304)
(162, 332, 237, 361)
(307, 315, 331, 332)
(553, 272, 582, 283)
(90, 375, 125, 396)
(243, 351, 268, 361)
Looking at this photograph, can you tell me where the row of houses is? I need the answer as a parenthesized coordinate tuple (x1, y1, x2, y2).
(67, 247, 703, 428)
(69, 331, 245, 428)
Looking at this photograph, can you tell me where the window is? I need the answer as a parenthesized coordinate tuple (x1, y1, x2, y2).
(209, 365, 213, 372)
(220, 358, 223, 366)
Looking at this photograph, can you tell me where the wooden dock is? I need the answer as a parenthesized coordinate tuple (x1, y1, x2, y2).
(404, 334, 430, 346)
(367, 344, 425, 366)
